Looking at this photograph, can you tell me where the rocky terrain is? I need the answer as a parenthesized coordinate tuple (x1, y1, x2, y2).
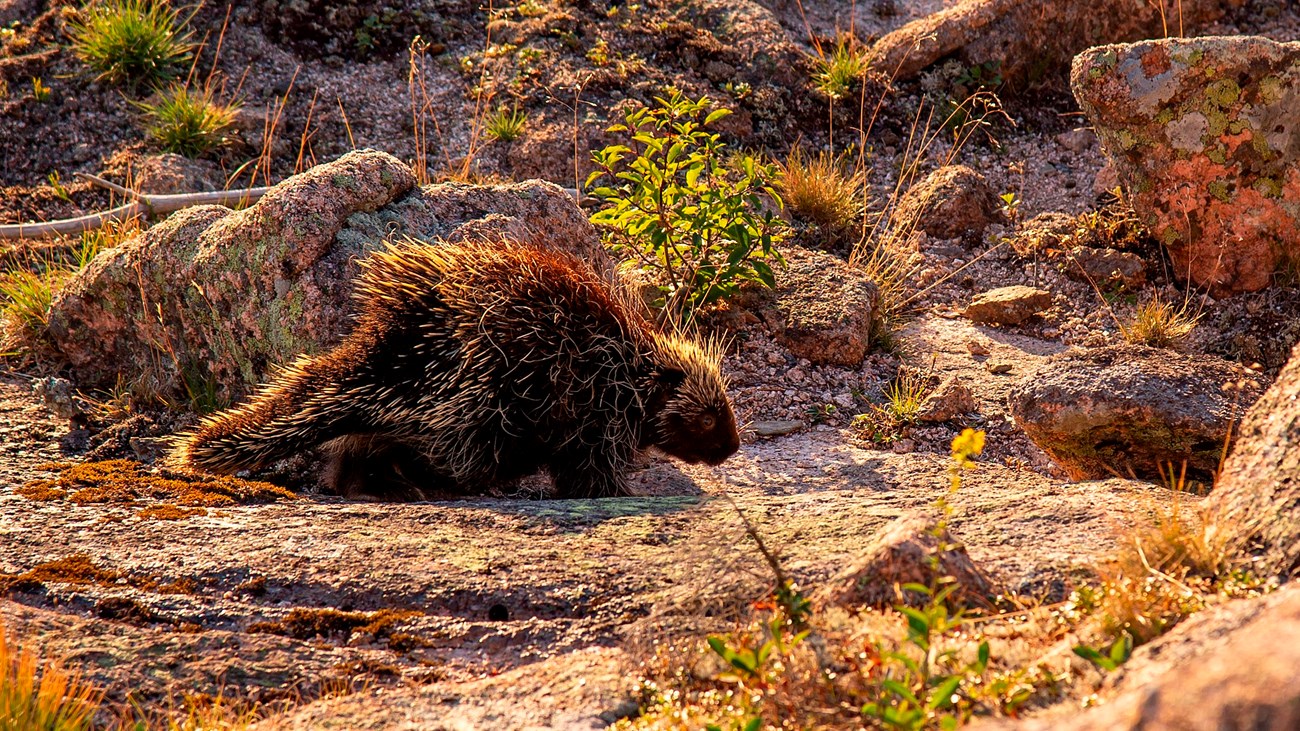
(2, 0, 1300, 729)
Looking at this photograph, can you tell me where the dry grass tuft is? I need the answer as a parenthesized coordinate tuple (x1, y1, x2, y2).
(0, 622, 101, 731)
(248, 608, 423, 645)
(779, 148, 865, 247)
(1119, 296, 1200, 349)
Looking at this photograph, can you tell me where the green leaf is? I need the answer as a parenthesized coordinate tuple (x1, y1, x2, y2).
(926, 676, 962, 710)
(704, 108, 732, 126)
(743, 717, 762, 731)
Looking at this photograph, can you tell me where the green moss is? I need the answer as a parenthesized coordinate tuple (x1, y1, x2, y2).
(1116, 129, 1137, 151)
(1254, 177, 1283, 198)
(1205, 145, 1227, 164)
(1202, 107, 1228, 138)
(1155, 108, 1175, 125)
(1251, 133, 1276, 161)
(1258, 75, 1283, 105)
(332, 174, 360, 191)
(1172, 48, 1203, 67)
(1208, 180, 1231, 202)
(1205, 78, 1241, 108)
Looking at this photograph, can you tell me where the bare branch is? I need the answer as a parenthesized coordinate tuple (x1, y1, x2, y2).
(74, 172, 143, 201)
(0, 187, 273, 240)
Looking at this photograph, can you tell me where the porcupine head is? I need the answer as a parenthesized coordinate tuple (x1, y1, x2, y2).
(644, 332, 741, 466)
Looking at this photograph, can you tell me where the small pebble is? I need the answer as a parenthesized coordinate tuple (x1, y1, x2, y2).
(986, 361, 1013, 374)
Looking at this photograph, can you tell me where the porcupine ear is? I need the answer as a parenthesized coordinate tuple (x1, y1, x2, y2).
(653, 368, 687, 391)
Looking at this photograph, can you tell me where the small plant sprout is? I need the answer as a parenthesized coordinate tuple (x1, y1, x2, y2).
(1120, 295, 1200, 349)
(851, 366, 930, 445)
(47, 171, 71, 202)
(31, 77, 51, 102)
(588, 90, 786, 324)
(485, 104, 528, 142)
(69, 0, 194, 88)
(137, 84, 241, 157)
(812, 36, 869, 100)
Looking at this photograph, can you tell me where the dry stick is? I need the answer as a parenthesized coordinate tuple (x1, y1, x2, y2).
(0, 174, 271, 239)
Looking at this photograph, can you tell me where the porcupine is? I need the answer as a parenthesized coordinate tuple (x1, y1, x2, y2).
(174, 240, 741, 499)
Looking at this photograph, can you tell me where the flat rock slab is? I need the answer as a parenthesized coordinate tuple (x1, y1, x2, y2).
(964, 286, 1052, 325)
(0, 372, 1177, 725)
(1073, 36, 1300, 295)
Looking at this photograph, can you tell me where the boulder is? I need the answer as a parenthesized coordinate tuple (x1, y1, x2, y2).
(975, 586, 1300, 731)
(756, 247, 878, 367)
(1072, 36, 1300, 295)
(815, 513, 998, 610)
(894, 165, 1004, 242)
(47, 149, 605, 401)
(1208, 341, 1300, 579)
(130, 153, 222, 195)
(1008, 345, 1260, 482)
(867, 0, 1233, 86)
(964, 285, 1051, 325)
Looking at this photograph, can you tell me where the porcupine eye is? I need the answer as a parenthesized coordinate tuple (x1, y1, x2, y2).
(699, 414, 717, 431)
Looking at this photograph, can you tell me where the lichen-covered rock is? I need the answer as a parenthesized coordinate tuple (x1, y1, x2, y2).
(867, 0, 1232, 86)
(755, 247, 878, 367)
(894, 165, 1004, 241)
(1008, 345, 1260, 482)
(1208, 341, 1300, 580)
(47, 149, 605, 402)
(815, 513, 998, 610)
(1072, 36, 1300, 295)
(964, 286, 1051, 325)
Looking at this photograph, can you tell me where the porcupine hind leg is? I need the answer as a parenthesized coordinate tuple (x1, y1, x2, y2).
(176, 353, 370, 476)
(322, 434, 456, 501)
(548, 442, 634, 499)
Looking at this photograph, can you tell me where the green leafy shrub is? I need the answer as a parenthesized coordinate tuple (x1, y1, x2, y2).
(69, 0, 193, 88)
(137, 84, 240, 157)
(587, 90, 785, 324)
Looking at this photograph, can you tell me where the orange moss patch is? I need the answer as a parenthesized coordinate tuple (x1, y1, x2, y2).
(0, 554, 198, 595)
(20, 459, 296, 507)
(249, 608, 422, 643)
(136, 504, 208, 521)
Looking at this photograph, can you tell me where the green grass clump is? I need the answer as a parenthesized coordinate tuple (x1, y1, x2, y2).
(69, 0, 193, 87)
(0, 269, 59, 346)
(137, 84, 241, 157)
(812, 37, 869, 100)
(851, 367, 929, 445)
(485, 104, 528, 142)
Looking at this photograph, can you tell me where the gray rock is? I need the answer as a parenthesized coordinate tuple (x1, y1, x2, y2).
(964, 285, 1052, 325)
(750, 420, 805, 437)
(916, 376, 976, 422)
(1066, 246, 1146, 291)
(47, 149, 607, 401)
(758, 247, 878, 367)
(1008, 345, 1260, 482)
(815, 513, 998, 610)
(1208, 341, 1300, 580)
(894, 165, 1004, 242)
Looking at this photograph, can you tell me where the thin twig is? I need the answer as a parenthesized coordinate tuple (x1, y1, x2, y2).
(0, 187, 272, 239)
(74, 172, 142, 200)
